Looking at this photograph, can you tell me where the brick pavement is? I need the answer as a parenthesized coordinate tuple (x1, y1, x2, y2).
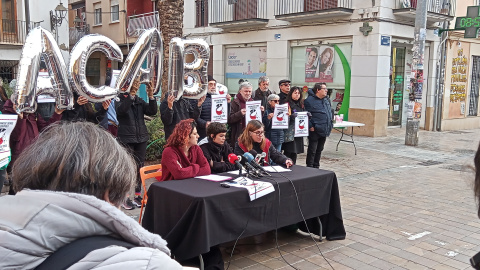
(3, 127, 480, 269)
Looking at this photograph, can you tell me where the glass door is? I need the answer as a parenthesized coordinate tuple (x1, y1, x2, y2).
(388, 47, 406, 126)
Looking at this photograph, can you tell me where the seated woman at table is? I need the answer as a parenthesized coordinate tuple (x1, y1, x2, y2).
(160, 119, 211, 181)
(200, 122, 236, 173)
(234, 120, 293, 168)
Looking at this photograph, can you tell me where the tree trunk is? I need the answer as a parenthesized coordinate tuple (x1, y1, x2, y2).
(157, 0, 184, 98)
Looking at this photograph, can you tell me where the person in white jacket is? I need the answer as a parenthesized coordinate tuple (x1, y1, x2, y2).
(0, 121, 184, 269)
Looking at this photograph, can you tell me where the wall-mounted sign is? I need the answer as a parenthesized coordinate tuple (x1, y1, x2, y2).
(381, 35, 391, 46)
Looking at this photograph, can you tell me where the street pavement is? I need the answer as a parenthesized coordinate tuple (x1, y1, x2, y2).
(3, 127, 479, 269)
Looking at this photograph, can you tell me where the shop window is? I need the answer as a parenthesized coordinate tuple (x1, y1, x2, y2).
(469, 56, 480, 116)
(86, 58, 100, 86)
(111, 0, 119, 22)
(195, 0, 208, 27)
(94, 3, 102, 25)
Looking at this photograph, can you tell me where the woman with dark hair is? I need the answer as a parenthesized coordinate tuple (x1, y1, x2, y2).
(234, 120, 293, 168)
(0, 121, 182, 269)
(200, 122, 236, 173)
(283, 86, 306, 164)
(160, 118, 211, 181)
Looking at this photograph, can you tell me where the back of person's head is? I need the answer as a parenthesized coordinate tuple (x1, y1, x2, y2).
(166, 118, 196, 148)
(207, 122, 227, 139)
(12, 121, 136, 207)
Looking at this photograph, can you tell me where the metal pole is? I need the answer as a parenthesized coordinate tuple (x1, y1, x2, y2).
(405, 0, 427, 146)
(25, 0, 30, 33)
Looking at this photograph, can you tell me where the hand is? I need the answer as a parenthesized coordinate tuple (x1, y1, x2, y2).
(226, 94, 232, 103)
(260, 106, 264, 112)
(146, 80, 155, 98)
(198, 95, 206, 106)
(77, 96, 88, 106)
(267, 113, 273, 120)
(240, 108, 246, 115)
(102, 99, 112, 110)
(210, 160, 213, 167)
(285, 159, 293, 168)
(54, 107, 65, 115)
(167, 94, 175, 109)
(18, 112, 23, 119)
(206, 121, 211, 127)
(130, 80, 140, 97)
(309, 127, 314, 132)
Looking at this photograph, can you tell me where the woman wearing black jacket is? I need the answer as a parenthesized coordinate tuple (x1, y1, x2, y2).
(116, 79, 157, 209)
(200, 122, 236, 173)
(283, 86, 306, 164)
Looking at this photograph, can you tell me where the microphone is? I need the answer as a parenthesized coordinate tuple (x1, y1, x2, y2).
(228, 153, 244, 173)
(239, 153, 262, 177)
(243, 152, 270, 176)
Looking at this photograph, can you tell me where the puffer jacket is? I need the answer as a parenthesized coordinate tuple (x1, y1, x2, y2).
(116, 94, 157, 144)
(190, 93, 212, 139)
(160, 97, 200, 140)
(263, 105, 284, 146)
(304, 89, 333, 137)
(0, 190, 183, 269)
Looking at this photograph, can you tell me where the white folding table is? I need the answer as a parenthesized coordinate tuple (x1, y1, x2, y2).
(333, 121, 365, 155)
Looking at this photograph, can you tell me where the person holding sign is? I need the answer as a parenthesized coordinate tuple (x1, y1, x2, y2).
(234, 120, 293, 168)
(228, 81, 264, 147)
(283, 86, 307, 164)
(263, 94, 285, 152)
(200, 122, 236, 173)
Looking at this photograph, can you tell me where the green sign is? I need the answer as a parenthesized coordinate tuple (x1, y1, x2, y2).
(455, 6, 480, 38)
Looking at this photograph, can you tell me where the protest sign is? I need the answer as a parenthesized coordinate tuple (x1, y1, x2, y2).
(211, 94, 228, 123)
(0, 115, 18, 167)
(294, 112, 309, 137)
(245, 100, 262, 126)
(272, 103, 289, 129)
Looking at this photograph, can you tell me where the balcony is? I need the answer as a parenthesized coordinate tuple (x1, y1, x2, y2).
(274, 0, 353, 23)
(0, 20, 38, 45)
(69, 25, 89, 46)
(393, 0, 455, 24)
(127, 11, 159, 37)
(209, 0, 268, 30)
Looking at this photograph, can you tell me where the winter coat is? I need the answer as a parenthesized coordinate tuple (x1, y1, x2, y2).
(160, 97, 200, 140)
(263, 105, 285, 146)
(2, 99, 62, 165)
(253, 88, 273, 109)
(279, 91, 288, 105)
(190, 93, 212, 139)
(234, 138, 288, 166)
(200, 139, 236, 173)
(160, 144, 211, 181)
(304, 89, 333, 137)
(284, 100, 304, 142)
(228, 93, 252, 147)
(116, 94, 157, 144)
(0, 189, 183, 269)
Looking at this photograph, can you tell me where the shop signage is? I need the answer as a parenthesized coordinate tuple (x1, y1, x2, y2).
(454, 6, 480, 38)
(381, 35, 390, 46)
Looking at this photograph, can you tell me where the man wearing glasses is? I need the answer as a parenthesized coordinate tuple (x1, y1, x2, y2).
(278, 79, 291, 105)
(304, 83, 332, 168)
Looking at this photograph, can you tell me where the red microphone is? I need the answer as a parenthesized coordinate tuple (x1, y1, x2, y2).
(228, 153, 243, 171)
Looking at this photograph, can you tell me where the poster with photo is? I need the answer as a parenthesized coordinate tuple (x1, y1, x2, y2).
(294, 112, 309, 137)
(211, 95, 228, 123)
(0, 115, 18, 168)
(272, 103, 289, 129)
(245, 100, 262, 126)
(305, 46, 335, 83)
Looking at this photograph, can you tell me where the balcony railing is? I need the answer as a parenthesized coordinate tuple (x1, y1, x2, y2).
(209, 0, 268, 27)
(69, 25, 89, 46)
(127, 11, 159, 37)
(394, 0, 456, 22)
(0, 19, 38, 45)
(275, 0, 352, 16)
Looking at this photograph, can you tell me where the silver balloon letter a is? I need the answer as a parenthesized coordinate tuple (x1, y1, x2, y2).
(69, 34, 123, 102)
(14, 26, 74, 113)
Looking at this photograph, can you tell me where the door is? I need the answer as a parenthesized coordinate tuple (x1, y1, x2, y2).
(388, 47, 406, 126)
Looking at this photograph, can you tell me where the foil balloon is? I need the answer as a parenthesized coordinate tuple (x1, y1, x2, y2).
(115, 28, 163, 94)
(216, 83, 228, 95)
(167, 37, 185, 101)
(182, 39, 210, 99)
(14, 26, 74, 113)
(69, 34, 123, 102)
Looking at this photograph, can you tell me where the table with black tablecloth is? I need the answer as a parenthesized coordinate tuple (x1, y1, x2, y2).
(142, 165, 346, 261)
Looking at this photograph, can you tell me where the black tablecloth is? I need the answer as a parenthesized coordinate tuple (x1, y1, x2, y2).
(142, 165, 345, 260)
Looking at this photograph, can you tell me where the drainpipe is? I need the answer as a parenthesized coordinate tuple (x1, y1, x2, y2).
(434, 20, 449, 131)
(25, 0, 30, 33)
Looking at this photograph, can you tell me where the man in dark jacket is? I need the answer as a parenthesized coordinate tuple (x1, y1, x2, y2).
(160, 93, 205, 141)
(253, 76, 273, 109)
(304, 82, 332, 168)
(278, 79, 291, 105)
(190, 75, 231, 140)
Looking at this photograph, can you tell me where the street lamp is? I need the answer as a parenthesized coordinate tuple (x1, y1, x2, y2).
(50, 2, 67, 31)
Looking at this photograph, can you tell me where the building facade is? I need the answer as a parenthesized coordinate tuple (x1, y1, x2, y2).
(184, 0, 457, 136)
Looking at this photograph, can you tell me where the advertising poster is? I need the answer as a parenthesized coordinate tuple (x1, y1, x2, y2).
(294, 112, 309, 137)
(305, 45, 334, 83)
(245, 100, 262, 126)
(211, 95, 228, 124)
(272, 103, 289, 129)
(225, 47, 267, 91)
(0, 115, 18, 168)
(448, 44, 469, 119)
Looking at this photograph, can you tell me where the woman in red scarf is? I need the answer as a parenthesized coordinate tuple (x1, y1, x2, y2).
(160, 119, 210, 181)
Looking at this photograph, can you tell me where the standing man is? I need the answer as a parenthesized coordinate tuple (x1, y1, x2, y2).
(278, 79, 291, 104)
(160, 90, 206, 141)
(192, 75, 231, 140)
(253, 76, 273, 108)
(304, 83, 332, 168)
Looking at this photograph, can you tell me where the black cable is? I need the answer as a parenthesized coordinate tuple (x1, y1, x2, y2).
(225, 219, 249, 270)
(269, 164, 334, 270)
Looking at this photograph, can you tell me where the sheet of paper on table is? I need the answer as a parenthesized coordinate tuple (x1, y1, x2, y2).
(263, 166, 292, 173)
(226, 177, 275, 201)
(195, 174, 233, 182)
